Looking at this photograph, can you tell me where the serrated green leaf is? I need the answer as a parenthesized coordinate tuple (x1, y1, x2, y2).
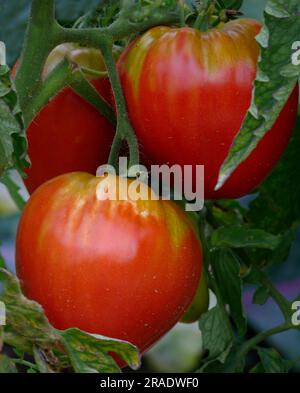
(0, 354, 17, 373)
(0, 81, 10, 98)
(209, 200, 245, 227)
(211, 225, 280, 250)
(0, 65, 28, 174)
(244, 226, 297, 269)
(0, 99, 20, 173)
(257, 347, 288, 373)
(253, 286, 270, 305)
(0, 268, 141, 373)
(60, 328, 140, 373)
(211, 249, 247, 336)
(250, 361, 265, 373)
(216, 0, 243, 11)
(216, 0, 300, 190)
(0, 269, 58, 349)
(33, 346, 54, 373)
(199, 344, 246, 373)
(248, 116, 300, 234)
(199, 304, 233, 361)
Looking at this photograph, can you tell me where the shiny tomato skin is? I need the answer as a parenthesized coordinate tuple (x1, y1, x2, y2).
(25, 78, 114, 194)
(118, 20, 299, 199)
(21, 44, 115, 194)
(16, 173, 202, 354)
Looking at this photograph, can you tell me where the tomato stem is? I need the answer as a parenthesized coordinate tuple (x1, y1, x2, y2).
(14, 0, 60, 126)
(179, 0, 186, 27)
(193, 2, 216, 31)
(100, 41, 140, 169)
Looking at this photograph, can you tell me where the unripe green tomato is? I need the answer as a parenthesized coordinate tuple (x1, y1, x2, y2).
(180, 271, 209, 323)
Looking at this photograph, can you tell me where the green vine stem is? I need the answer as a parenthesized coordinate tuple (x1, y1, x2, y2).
(100, 41, 139, 169)
(12, 358, 39, 371)
(236, 247, 292, 322)
(179, 0, 186, 27)
(193, 2, 215, 31)
(198, 211, 234, 336)
(224, 322, 299, 372)
(14, 0, 61, 123)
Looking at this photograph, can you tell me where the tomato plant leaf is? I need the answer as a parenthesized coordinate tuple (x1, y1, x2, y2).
(257, 347, 288, 373)
(32, 346, 54, 373)
(211, 249, 247, 336)
(211, 225, 280, 250)
(215, 0, 243, 11)
(199, 344, 246, 373)
(250, 361, 265, 373)
(0, 69, 21, 174)
(0, 354, 18, 373)
(248, 116, 300, 234)
(208, 200, 245, 227)
(199, 304, 233, 361)
(253, 286, 270, 305)
(0, 268, 141, 373)
(216, 0, 300, 191)
(60, 328, 140, 373)
(0, 65, 28, 175)
(0, 268, 58, 350)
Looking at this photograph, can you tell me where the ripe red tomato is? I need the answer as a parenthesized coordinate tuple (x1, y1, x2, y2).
(21, 44, 115, 194)
(118, 19, 299, 199)
(16, 173, 202, 355)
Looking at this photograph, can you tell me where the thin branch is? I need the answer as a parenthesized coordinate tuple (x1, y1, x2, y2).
(100, 41, 140, 169)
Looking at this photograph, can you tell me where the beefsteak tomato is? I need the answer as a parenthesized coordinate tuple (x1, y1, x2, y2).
(16, 173, 202, 355)
(118, 19, 299, 199)
(21, 44, 115, 194)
